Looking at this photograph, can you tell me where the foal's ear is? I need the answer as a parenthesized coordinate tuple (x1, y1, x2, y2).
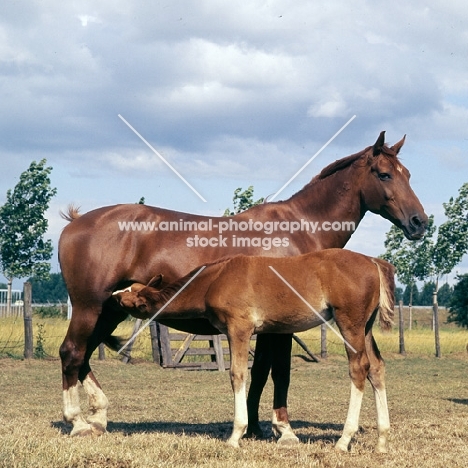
(373, 131, 386, 156)
(390, 134, 406, 155)
(147, 274, 164, 288)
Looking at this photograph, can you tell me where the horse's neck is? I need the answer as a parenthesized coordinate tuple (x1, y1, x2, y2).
(284, 166, 365, 249)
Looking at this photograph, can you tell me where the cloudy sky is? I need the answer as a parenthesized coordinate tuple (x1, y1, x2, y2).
(1, 0, 467, 286)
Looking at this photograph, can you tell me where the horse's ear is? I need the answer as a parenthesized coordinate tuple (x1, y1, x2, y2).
(373, 131, 386, 156)
(390, 134, 406, 155)
(147, 274, 163, 288)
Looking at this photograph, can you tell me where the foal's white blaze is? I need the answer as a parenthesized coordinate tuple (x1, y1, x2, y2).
(82, 375, 109, 433)
(335, 381, 364, 452)
(227, 381, 248, 448)
(63, 385, 92, 436)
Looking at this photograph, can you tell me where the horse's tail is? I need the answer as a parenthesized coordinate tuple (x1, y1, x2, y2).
(60, 204, 81, 222)
(371, 258, 395, 331)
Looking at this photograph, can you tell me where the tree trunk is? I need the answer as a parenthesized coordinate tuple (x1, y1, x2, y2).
(398, 300, 406, 355)
(433, 278, 441, 358)
(6, 278, 12, 316)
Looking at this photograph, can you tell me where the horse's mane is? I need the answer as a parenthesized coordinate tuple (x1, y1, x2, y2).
(313, 144, 399, 181)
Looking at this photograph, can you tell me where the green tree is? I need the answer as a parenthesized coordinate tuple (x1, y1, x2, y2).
(0, 159, 57, 312)
(28, 272, 68, 303)
(437, 282, 453, 307)
(420, 282, 436, 306)
(381, 216, 436, 306)
(382, 183, 468, 356)
(403, 283, 420, 306)
(223, 186, 264, 216)
(448, 274, 468, 328)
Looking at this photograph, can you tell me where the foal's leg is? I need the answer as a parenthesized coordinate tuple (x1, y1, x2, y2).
(335, 334, 370, 452)
(246, 334, 273, 438)
(366, 333, 390, 453)
(227, 326, 255, 448)
(271, 334, 299, 446)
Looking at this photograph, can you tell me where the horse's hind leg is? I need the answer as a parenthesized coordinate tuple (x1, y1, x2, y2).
(366, 332, 390, 453)
(60, 305, 102, 436)
(334, 330, 369, 452)
(60, 304, 126, 436)
(270, 333, 299, 446)
(246, 333, 273, 439)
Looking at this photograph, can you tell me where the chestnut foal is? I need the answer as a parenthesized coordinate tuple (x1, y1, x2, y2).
(113, 249, 395, 452)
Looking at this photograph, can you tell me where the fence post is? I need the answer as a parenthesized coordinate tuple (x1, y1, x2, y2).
(98, 343, 106, 360)
(398, 300, 406, 355)
(121, 319, 142, 363)
(149, 321, 162, 366)
(433, 292, 441, 358)
(23, 282, 33, 359)
(320, 323, 327, 359)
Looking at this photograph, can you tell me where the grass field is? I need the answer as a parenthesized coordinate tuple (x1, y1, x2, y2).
(1, 354, 468, 468)
(1, 307, 468, 467)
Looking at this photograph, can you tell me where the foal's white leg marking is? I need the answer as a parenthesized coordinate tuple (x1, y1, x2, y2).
(83, 375, 109, 435)
(63, 385, 93, 436)
(373, 385, 390, 453)
(272, 409, 300, 446)
(335, 381, 364, 452)
(227, 380, 248, 448)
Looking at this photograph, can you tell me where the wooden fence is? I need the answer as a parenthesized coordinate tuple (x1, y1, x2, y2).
(117, 319, 319, 370)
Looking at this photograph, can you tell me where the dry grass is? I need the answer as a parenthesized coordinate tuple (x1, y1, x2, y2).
(1, 353, 468, 468)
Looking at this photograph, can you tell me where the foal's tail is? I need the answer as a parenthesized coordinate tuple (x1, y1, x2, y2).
(371, 258, 395, 331)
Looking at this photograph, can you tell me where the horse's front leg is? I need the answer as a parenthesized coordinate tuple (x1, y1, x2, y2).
(246, 334, 273, 439)
(271, 333, 299, 446)
(82, 372, 109, 435)
(227, 326, 254, 448)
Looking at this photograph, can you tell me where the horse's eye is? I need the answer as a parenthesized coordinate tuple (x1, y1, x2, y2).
(378, 173, 391, 181)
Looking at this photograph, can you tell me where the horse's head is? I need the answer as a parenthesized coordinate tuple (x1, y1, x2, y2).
(360, 131, 428, 240)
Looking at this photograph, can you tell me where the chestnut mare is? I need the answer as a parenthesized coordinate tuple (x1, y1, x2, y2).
(112, 249, 395, 451)
(58, 132, 427, 442)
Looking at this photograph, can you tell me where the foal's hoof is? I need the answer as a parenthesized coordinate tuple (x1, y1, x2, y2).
(226, 438, 240, 449)
(334, 438, 350, 452)
(277, 433, 300, 447)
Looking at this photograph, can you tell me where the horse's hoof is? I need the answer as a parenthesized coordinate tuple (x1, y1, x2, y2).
(70, 426, 93, 437)
(277, 433, 300, 447)
(90, 423, 106, 436)
(243, 426, 264, 439)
